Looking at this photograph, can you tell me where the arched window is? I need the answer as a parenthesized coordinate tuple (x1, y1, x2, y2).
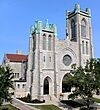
(43, 34, 46, 50)
(22, 84, 26, 88)
(48, 35, 52, 50)
(71, 19, 76, 41)
(62, 74, 71, 93)
(49, 56, 51, 62)
(44, 78, 49, 94)
(86, 41, 88, 54)
(81, 19, 86, 38)
(82, 41, 85, 54)
(43, 56, 45, 62)
(17, 84, 20, 88)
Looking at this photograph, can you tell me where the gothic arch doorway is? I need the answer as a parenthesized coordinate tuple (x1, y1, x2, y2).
(43, 76, 52, 95)
(62, 73, 71, 93)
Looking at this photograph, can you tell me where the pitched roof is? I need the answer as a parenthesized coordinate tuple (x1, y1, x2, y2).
(6, 54, 28, 62)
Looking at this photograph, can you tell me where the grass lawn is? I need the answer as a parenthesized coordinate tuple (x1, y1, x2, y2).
(92, 97, 100, 103)
(33, 104, 62, 110)
(0, 104, 20, 110)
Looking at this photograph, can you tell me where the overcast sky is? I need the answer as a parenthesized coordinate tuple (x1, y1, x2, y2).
(0, 0, 100, 63)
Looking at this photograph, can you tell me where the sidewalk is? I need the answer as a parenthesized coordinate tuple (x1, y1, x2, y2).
(12, 98, 39, 110)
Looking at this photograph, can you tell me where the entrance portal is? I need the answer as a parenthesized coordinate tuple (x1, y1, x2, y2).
(43, 76, 52, 95)
(43, 78, 49, 94)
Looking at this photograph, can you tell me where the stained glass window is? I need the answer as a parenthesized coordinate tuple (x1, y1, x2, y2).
(63, 55, 72, 66)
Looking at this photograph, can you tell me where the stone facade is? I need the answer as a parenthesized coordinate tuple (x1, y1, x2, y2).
(27, 4, 93, 100)
(2, 4, 95, 100)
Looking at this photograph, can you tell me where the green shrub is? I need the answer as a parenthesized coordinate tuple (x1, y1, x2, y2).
(60, 100, 84, 108)
(2, 108, 9, 110)
(80, 107, 97, 110)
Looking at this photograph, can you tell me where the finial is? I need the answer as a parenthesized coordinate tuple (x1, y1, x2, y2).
(75, 3, 80, 13)
(86, 8, 91, 16)
(30, 25, 35, 34)
(45, 19, 49, 29)
(52, 24, 57, 37)
(66, 10, 69, 36)
(35, 20, 42, 33)
(66, 10, 69, 19)
(49, 24, 52, 29)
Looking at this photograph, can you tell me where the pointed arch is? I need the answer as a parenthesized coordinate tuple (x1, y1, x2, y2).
(81, 18, 86, 38)
(43, 76, 52, 95)
(62, 73, 71, 93)
(48, 35, 52, 50)
(43, 34, 46, 50)
(71, 19, 76, 41)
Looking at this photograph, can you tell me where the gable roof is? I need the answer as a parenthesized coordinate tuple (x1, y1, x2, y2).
(6, 54, 28, 62)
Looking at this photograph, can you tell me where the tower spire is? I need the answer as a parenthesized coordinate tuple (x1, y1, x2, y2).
(45, 19, 49, 29)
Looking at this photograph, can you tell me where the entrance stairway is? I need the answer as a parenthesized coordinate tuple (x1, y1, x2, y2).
(43, 95, 51, 103)
(44, 95, 69, 110)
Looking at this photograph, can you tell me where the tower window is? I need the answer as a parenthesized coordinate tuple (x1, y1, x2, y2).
(49, 56, 51, 62)
(22, 84, 26, 88)
(71, 19, 76, 41)
(48, 35, 52, 50)
(81, 19, 86, 38)
(86, 41, 88, 54)
(17, 84, 20, 88)
(17, 73, 19, 78)
(82, 41, 85, 54)
(43, 56, 45, 62)
(43, 34, 46, 50)
(15, 73, 19, 78)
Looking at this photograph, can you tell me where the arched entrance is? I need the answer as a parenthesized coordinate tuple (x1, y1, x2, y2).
(44, 78, 49, 94)
(43, 76, 52, 95)
(62, 73, 71, 93)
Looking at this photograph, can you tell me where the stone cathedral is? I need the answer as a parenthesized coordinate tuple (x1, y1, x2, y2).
(3, 4, 94, 100)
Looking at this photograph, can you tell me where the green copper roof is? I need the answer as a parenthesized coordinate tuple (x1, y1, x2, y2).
(45, 19, 49, 29)
(75, 3, 80, 13)
(86, 8, 91, 16)
(66, 10, 69, 19)
(66, 4, 91, 17)
(30, 25, 35, 34)
(30, 19, 57, 35)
